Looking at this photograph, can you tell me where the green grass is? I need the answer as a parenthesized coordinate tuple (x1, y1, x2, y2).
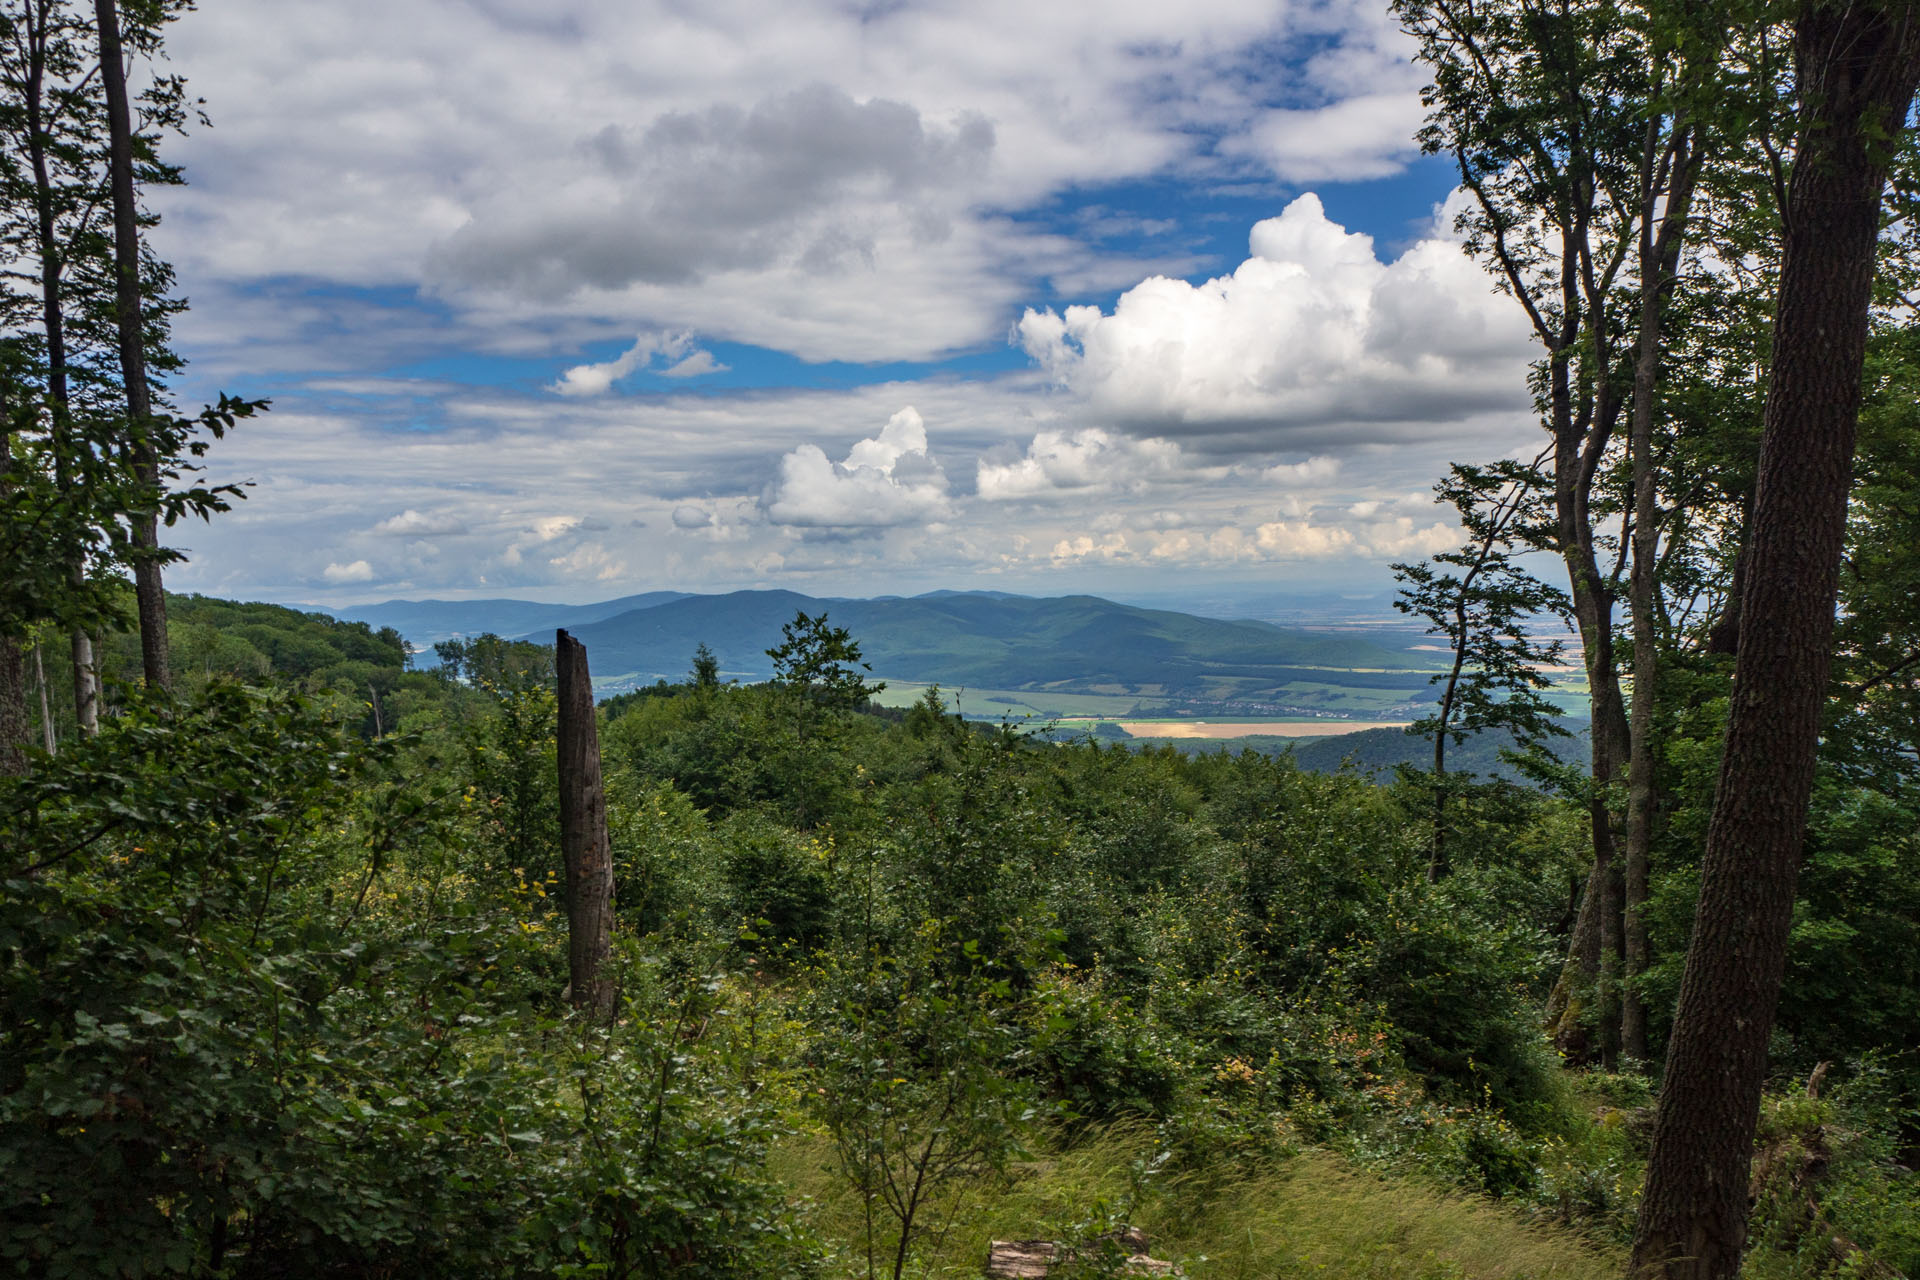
(773, 1127, 1619, 1280)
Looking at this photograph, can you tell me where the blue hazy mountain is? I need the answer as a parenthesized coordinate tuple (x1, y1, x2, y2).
(547, 589, 1441, 701)
(322, 591, 691, 649)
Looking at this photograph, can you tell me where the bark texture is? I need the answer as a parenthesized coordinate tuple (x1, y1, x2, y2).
(94, 0, 168, 690)
(1623, 120, 1704, 1066)
(0, 388, 26, 772)
(18, 5, 96, 735)
(0, 637, 26, 777)
(556, 629, 615, 1018)
(1630, 8, 1920, 1276)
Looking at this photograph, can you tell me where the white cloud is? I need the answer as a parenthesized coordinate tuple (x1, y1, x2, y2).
(1015, 193, 1534, 444)
(550, 542, 627, 581)
(764, 406, 952, 528)
(1263, 455, 1341, 484)
(1254, 521, 1358, 558)
(672, 504, 714, 529)
(976, 428, 1184, 500)
(661, 349, 727, 378)
(552, 330, 725, 396)
(321, 559, 375, 583)
(1226, 92, 1424, 182)
(531, 516, 585, 541)
(373, 508, 469, 535)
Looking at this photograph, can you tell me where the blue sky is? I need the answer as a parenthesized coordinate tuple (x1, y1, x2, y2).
(144, 1, 1540, 612)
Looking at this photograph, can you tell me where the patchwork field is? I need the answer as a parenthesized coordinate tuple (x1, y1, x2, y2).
(1107, 719, 1411, 738)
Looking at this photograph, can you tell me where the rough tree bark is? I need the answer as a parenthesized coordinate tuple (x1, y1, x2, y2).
(1630, 6, 1920, 1276)
(556, 628, 615, 1018)
(1623, 106, 1708, 1065)
(93, 0, 167, 690)
(0, 379, 29, 773)
(0, 640, 25, 776)
(15, 1, 97, 734)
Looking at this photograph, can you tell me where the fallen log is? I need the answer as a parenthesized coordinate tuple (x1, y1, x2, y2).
(985, 1228, 1178, 1277)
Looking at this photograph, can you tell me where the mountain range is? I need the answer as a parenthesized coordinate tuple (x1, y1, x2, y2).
(322, 592, 692, 648)
(327, 588, 1443, 713)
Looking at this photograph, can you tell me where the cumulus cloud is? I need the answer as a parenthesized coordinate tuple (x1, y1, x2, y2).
(322, 559, 375, 583)
(552, 330, 727, 396)
(976, 428, 1184, 500)
(764, 406, 952, 528)
(1015, 193, 1534, 444)
(550, 542, 627, 581)
(1253, 521, 1358, 558)
(373, 508, 469, 535)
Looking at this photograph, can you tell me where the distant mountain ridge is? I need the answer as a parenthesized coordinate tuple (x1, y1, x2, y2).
(321, 592, 692, 648)
(318, 587, 1443, 708)
(548, 589, 1439, 705)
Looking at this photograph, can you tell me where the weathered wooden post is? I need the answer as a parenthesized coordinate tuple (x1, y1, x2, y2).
(556, 629, 615, 1017)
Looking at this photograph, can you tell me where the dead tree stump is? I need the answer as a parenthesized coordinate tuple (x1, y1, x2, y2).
(556, 629, 615, 1017)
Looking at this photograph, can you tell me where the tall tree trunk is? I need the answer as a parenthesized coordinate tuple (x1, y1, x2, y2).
(1623, 119, 1705, 1066)
(1550, 542, 1629, 1065)
(93, 0, 167, 691)
(34, 644, 56, 753)
(1544, 339, 1632, 1067)
(556, 629, 615, 1018)
(21, 4, 97, 734)
(1630, 8, 1920, 1276)
(0, 639, 25, 777)
(0, 384, 29, 771)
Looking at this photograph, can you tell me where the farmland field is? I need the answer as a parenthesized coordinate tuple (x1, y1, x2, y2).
(1108, 719, 1411, 738)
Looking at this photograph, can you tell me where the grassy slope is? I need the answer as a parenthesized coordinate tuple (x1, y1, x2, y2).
(774, 1128, 1618, 1280)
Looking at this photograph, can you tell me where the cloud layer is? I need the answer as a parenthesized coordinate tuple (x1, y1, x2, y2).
(155, 0, 1431, 366)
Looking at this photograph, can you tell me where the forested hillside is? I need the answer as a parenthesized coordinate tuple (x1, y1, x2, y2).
(5, 622, 1917, 1277)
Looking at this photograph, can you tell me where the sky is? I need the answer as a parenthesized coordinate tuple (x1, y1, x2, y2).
(146, 0, 1544, 613)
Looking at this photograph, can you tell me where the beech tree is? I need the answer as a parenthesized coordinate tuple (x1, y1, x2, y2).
(1392, 455, 1569, 880)
(0, 0, 251, 758)
(1396, 0, 1795, 1066)
(1631, 6, 1920, 1274)
(93, 0, 166, 688)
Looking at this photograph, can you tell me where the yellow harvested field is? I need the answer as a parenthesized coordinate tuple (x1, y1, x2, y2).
(1113, 720, 1408, 739)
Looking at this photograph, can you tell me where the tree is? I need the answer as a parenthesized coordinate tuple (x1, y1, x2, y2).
(690, 641, 721, 692)
(1631, 6, 1920, 1275)
(2, 0, 110, 734)
(1396, 0, 1781, 1065)
(811, 925, 1039, 1280)
(1, 0, 242, 744)
(1393, 456, 1570, 880)
(92, 0, 168, 688)
(765, 610, 883, 713)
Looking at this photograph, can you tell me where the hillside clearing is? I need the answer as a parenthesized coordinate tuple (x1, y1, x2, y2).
(774, 1130, 1620, 1280)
